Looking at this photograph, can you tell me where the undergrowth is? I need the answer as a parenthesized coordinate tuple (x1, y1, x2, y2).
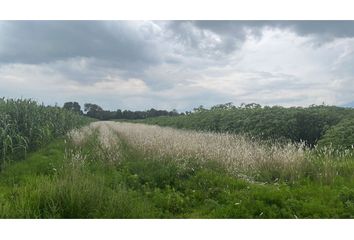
(0, 124, 353, 218)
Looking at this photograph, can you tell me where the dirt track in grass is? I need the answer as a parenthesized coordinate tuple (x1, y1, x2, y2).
(69, 121, 306, 179)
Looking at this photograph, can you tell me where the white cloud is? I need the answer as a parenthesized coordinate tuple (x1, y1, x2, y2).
(1, 21, 354, 111)
(0, 61, 150, 109)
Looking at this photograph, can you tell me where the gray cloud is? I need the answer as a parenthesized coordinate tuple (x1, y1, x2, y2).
(187, 20, 354, 48)
(2, 21, 354, 65)
(1, 21, 354, 111)
(284, 21, 354, 38)
(192, 20, 354, 36)
(0, 21, 161, 68)
(164, 21, 243, 57)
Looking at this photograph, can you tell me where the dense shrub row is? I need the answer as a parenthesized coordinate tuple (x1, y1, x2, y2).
(142, 104, 354, 147)
(317, 117, 354, 149)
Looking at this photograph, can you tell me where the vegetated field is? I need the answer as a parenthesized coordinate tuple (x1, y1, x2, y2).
(141, 104, 354, 149)
(1, 117, 354, 218)
(0, 98, 90, 167)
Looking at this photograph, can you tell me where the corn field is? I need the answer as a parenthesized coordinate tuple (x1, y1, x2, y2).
(0, 98, 88, 167)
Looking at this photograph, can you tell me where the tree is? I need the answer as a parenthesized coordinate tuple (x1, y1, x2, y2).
(171, 109, 179, 116)
(116, 109, 122, 119)
(193, 105, 206, 113)
(244, 103, 261, 109)
(84, 103, 103, 119)
(84, 103, 103, 113)
(63, 102, 82, 114)
(82, 103, 180, 120)
(211, 102, 235, 110)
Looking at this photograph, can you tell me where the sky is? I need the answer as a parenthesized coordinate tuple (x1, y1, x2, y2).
(0, 20, 354, 111)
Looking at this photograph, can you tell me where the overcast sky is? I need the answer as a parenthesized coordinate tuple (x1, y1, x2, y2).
(1, 21, 354, 111)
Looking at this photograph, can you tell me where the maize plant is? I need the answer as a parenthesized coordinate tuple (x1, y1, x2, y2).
(0, 98, 89, 168)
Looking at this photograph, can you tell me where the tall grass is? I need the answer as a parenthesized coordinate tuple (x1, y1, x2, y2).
(73, 122, 307, 182)
(0, 98, 89, 167)
(87, 122, 354, 183)
(62, 122, 354, 217)
(1, 121, 353, 218)
(110, 122, 305, 180)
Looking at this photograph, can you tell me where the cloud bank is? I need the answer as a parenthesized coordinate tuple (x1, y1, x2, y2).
(0, 21, 354, 110)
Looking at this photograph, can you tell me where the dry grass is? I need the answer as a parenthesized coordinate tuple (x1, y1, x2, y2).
(67, 121, 122, 164)
(68, 122, 120, 148)
(67, 125, 94, 146)
(108, 122, 307, 179)
(66, 121, 354, 182)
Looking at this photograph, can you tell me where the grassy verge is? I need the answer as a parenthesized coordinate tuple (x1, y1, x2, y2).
(0, 126, 353, 218)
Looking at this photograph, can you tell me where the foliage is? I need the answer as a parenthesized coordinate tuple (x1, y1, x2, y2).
(0, 140, 158, 218)
(142, 103, 353, 147)
(0, 127, 353, 218)
(63, 102, 83, 115)
(83, 103, 104, 119)
(83, 102, 180, 120)
(1, 97, 354, 218)
(0, 98, 90, 167)
(317, 116, 354, 149)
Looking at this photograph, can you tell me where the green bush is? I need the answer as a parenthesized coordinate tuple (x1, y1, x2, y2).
(142, 104, 353, 147)
(317, 117, 354, 149)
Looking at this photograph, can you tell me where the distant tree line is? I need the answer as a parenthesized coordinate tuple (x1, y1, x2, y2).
(62, 102, 180, 120)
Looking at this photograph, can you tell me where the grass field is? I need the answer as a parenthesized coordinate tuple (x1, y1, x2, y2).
(1, 121, 353, 218)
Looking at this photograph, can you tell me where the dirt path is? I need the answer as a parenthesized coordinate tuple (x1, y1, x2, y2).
(91, 121, 121, 148)
(69, 121, 120, 148)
